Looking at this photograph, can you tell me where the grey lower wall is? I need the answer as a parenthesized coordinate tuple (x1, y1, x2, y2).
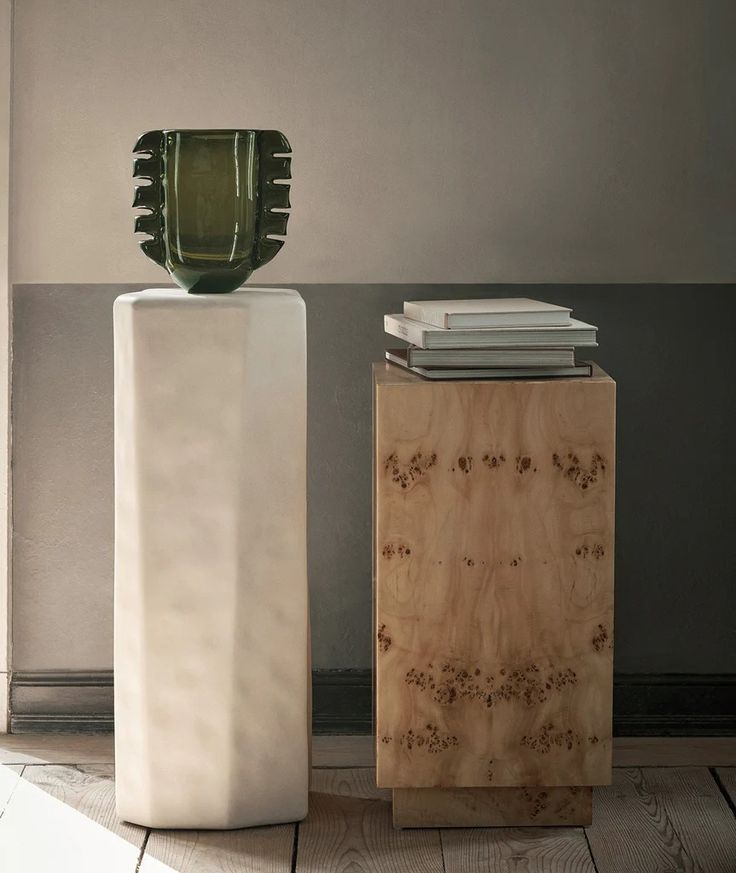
(12, 283, 736, 673)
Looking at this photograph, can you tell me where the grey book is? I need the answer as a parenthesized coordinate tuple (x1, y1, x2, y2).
(402, 346, 576, 368)
(385, 349, 593, 380)
(384, 314, 598, 349)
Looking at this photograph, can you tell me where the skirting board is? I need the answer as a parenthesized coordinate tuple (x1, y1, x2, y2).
(9, 670, 736, 735)
(10, 671, 114, 733)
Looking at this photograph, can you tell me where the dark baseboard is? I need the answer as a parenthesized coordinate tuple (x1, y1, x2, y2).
(612, 673, 736, 736)
(9, 670, 736, 735)
(9, 671, 115, 734)
(312, 669, 373, 734)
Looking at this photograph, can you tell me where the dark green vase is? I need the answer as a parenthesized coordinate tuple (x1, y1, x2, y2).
(133, 129, 291, 294)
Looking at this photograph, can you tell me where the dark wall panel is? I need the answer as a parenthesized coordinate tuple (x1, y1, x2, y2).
(12, 284, 736, 673)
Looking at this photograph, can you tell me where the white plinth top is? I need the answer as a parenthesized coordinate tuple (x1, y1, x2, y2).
(115, 287, 302, 309)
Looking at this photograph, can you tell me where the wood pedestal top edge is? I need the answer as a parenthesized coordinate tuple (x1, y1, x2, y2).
(372, 361, 614, 385)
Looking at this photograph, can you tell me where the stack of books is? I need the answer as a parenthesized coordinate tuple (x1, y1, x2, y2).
(384, 298, 597, 380)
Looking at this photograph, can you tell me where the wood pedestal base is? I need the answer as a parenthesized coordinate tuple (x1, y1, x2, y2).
(393, 786, 593, 828)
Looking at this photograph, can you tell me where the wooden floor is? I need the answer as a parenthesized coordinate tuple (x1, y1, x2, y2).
(0, 735, 734, 871)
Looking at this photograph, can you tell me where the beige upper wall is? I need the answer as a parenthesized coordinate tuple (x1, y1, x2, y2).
(11, 0, 736, 285)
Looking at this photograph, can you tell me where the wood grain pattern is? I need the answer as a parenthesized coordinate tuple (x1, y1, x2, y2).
(298, 768, 444, 873)
(310, 767, 392, 801)
(142, 823, 295, 873)
(393, 785, 592, 828)
(715, 767, 736, 807)
(374, 364, 615, 788)
(1, 760, 735, 871)
(0, 733, 114, 765)
(441, 825, 596, 873)
(586, 767, 736, 873)
(0, 763, 145, 872)
(20, 764, 144, 845)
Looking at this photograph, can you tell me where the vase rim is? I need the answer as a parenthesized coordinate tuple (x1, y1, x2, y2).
(145, 128, 282, 136)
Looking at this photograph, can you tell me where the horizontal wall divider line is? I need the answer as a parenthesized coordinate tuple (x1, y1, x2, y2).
(9, 670, 736, 736)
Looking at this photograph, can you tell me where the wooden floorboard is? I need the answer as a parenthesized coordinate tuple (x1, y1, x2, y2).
(0, 732, 115, 765)
(586, 767, 736, 873)
(1, 733, 734, 768)
(20, 763, 144, 845)
(0, 762, 145, 871)
(441, 826, 596, 873)
(141, 823, 296, 873)
(310, 766, 392, 801)
(714, 767, 736, 810)
(298, 767, 444, 873)
(1, 736, 736, 872)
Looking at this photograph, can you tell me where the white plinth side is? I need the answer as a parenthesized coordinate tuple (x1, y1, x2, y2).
(113, 287, 309, 829)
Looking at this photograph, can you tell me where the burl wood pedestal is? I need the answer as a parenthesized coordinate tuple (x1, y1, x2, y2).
(373, 363, 615, 828)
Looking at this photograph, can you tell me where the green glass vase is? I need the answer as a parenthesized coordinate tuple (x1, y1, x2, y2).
(133, 129, 291, 294)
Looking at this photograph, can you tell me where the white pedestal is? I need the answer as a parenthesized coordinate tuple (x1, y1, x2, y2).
(113, 287, 309, 829)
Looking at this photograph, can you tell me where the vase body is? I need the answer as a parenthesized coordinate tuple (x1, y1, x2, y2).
(133, 129, 291, 293)
(113, 287, 309, 829)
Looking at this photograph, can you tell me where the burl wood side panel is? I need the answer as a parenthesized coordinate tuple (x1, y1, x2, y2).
(392, 786, 593, 828)
(374, 365, 615, 788)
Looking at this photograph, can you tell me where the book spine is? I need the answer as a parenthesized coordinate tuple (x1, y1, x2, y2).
(384, 315, 428, 348)
(403, 303, 447, 329)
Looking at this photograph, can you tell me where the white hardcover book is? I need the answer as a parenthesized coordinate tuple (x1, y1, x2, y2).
(404, 298, 572, 329)
(384, 314, 598, 349)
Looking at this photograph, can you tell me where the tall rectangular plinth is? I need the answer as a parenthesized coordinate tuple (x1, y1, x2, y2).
(373, 363, 615, 827)
(114, 288, 309, 829)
